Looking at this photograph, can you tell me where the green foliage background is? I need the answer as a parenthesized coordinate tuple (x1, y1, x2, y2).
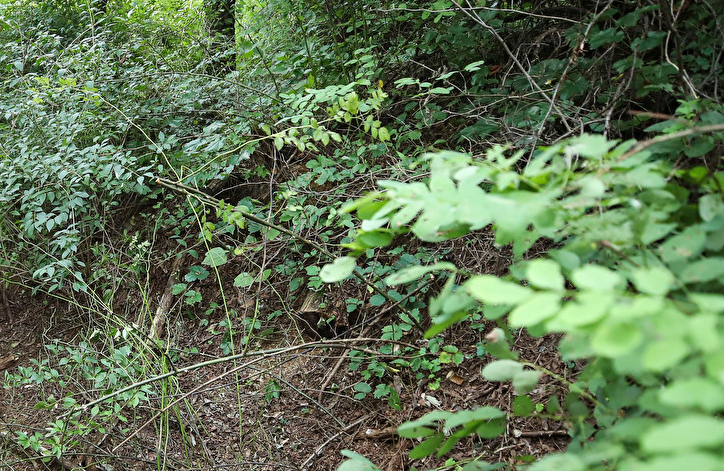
(1, 0, 723, 469)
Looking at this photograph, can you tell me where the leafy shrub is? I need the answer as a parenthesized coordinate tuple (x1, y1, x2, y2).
(335, 101, 724, 469)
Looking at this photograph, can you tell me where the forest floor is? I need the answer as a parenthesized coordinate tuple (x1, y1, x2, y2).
(0, 263, 573, 471)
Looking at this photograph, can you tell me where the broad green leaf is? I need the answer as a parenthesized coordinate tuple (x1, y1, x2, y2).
(460, 461, 497, 471)
(699, 194, 724, 222)
(233, 272, 254, 288)
(571, 265, 622, 291)
(628, 453, 722, 471)
(688, 313, 720, 352)
(444, 407, 506, 429)
(659, 378, 724, 411)
(396, 423, 436, 439)
(338, 451, 382, 471)
(640, 416, 724, 453)
(512, 370, 541, 394)
(457, 182, 490, 228)
(378, 127, 391, 142)
(526, 259, 564, 291)
(659, 226, 706, 262)
(185, 266, 209, 282)
(549, 291, 612, 328)
(390, 201, 424, 228)
(384, 262, 457, 285)
(397, 411, 451, 438)
(356, 200, 387, 220)
(320, 256, 356, 282)
(409, 433, 444, 459)
(566, 133, 616, 158)
(475, 417, 506, 438)
(483, 304, 513, 320)
(465, 276, 533, 305)
(527, 454, 584, 471)
(202, 247, 228, 267)
(591, 322, 642, 357)
(425, 310, 468, 338)
(508, 292, 561, 327)
(608, 295, 663, 320)
(550, 249, 581, 271)
(630, 267, 674, 295)
(680, 257, 724, 283)
(482, 360, 523, 381)
(357, 230, 394, 248)
(643, 339, 689, 372)
(689, 293, 724, 313)
(513, 395, 535, 417)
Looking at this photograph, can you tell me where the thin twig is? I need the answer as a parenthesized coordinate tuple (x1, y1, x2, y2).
(618, 123, 724, 161)
(155, 176, 425, 334)
(451, 0, 573, 133)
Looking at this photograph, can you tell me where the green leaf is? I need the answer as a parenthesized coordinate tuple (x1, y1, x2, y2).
(320, 256, 356, 282)
(591, 322, 642, 357)
(444, 407, 506, 429)
(465, 276, 533, 305)
(508, 292, 561, 327)
(512, 370, 541, 394)
(425, 310, 468, 338)
(688, 293, 724, 313)
(202, 247, 228, 267)
(659, 378, 724, 411)
(475, 417, 506, 438)
(409, 433, 444, 459)
(549, 291, 612, 328)
(185, 266, 209, 282)
(571, 265, 622, 291)
(461, 461, 497, 471)
(630, 267, 674, 295)
(397, 422, 437, 439)
(680, 257, 724, 284)
(233, 272, 254, 288)
(482, 360, 523, 381)
(369, 294, 385, 307)
(338, 451, 382, 471)
(378, 127, 391, 142)
(527, 454, 584, 471)
(385, 262, 457, 285)
(526, 259, 564, 291)
(172, 283, 187, 295)
(640, 416, 724, 453)
(357, 230, 394, 248)
(643, 339, 689, 372)
(464, 60, 486, 72)
(629, 453, 722, 471)
(659, 226, 706, 262)
(356, 200, 388, 220)
(699, 194, 724, 222)
(513, 395, 535, 417)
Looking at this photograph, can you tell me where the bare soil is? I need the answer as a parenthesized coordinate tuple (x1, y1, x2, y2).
(0, 275, 572, 470)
